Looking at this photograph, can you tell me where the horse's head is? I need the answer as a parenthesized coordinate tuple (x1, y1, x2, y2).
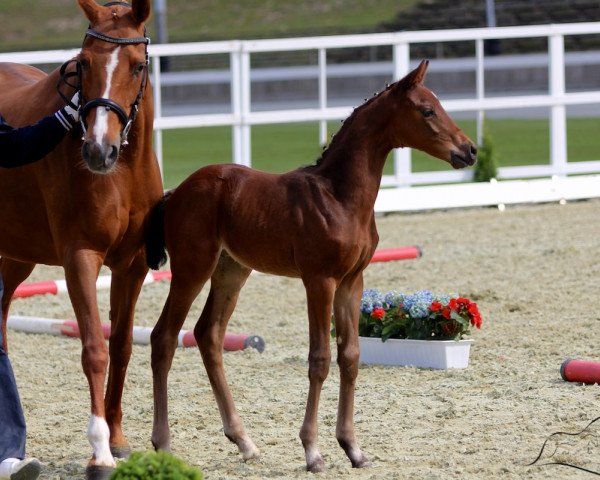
(388, 60, 477, 169)
(76, 0, 151, 174)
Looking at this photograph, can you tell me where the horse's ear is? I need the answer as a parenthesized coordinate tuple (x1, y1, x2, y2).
(78, 0, 102, 24)
(131, 0, 152, 24)
(395, 60, 429, 92)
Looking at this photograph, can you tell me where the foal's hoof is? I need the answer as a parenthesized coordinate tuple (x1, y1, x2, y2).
(110, 444, 131, 459)
(85, 465, 114, 480)
(306, 458, 326, 474)
(351, 456, 372, 469)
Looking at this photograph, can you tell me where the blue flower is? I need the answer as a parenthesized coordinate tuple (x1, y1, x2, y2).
(384, 290, 405, 308)
(360, 288, 385, 314)
(403, 290, 434, 318)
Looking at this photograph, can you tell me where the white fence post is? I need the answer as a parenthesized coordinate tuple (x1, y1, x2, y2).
(230, 49, 243, 165)
(393, 41, 412, 187)
(549, 32, 567, 177)
(151, 51, 164, 177)
(231, 46, 252, 167)
(475, 38, 485, 146)
(318, 48, 328, 146)
(240, 47, 251, 167)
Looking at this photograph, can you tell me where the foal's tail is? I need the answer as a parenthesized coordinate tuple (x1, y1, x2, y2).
(145, 191, 172, 270)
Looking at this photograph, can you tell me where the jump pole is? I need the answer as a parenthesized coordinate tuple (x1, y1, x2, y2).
(7, 315, 265, 353)
(560, 358, 600, 384)
(12, 246, 422, 299)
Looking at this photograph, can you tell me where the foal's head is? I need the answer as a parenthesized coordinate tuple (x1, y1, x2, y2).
(386, 60, 477, 169)
(76, 0, 151, 173)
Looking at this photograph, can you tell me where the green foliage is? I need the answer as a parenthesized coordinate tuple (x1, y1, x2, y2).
(473, 127, 499, 182)
(109, 451, 203, 480)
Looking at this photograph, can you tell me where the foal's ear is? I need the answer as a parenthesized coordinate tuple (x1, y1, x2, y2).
(78, 0, 102, 24)
(131, 0, 152, 24)
(395, 59, 429, 91)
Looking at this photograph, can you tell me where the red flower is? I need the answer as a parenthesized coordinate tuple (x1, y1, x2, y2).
(442, 307, 451, 320)
(371, 308, 385, 319)
(448, 298, 459, 311)
(430, 301, 443, 312)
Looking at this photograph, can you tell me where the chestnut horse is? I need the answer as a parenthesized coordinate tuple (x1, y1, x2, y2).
(145, 60, 476, 472)
(0, 0, 162, 476)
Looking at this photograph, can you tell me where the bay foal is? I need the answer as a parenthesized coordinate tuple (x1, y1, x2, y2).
(145, 60, 476, 472)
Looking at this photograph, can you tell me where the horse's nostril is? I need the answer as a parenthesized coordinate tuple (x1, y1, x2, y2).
(470, 145, 478, 157)
(108, 145, 119, 163)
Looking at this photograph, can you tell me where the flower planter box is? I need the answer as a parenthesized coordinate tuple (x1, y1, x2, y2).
(359, 336, 473, 369)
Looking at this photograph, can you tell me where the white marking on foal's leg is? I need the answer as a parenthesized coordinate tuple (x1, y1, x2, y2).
(93, 47, 121, 145)
(87, 415, 116, 467)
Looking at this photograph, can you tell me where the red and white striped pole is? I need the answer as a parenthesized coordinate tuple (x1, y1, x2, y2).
(6, 315, 265, 352)
(13, 270, 173, 299)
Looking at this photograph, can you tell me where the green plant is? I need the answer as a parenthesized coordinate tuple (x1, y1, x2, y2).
(332, 289, 483, 342)
(109, 451, 203, 480)
(473, 126, 499, 182)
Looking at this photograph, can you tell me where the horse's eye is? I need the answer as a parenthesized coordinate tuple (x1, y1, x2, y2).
(422, 109, 435, 118)
(134, 63, 146, 75)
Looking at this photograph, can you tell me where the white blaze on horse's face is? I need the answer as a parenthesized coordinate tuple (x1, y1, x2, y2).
(93, 46, 121, 146)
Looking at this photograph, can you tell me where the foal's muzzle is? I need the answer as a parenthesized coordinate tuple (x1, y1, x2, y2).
(450, 143, 478, 169)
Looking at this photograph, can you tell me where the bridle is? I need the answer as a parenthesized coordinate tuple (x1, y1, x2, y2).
(58, 1, 150, 146)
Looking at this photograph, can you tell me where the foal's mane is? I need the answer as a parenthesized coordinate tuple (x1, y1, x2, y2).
(307, 80, 400, 170)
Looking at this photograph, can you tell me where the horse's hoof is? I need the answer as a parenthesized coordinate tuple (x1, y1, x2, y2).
(110, 444, 132, 458)
(85, 465, 114, 480)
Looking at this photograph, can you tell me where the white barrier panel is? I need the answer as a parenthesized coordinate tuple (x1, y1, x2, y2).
(374, 174, 600, 212)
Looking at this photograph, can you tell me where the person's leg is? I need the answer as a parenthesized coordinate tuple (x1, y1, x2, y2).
(0, 275, 26, 463)
(0, 276, 40, 480)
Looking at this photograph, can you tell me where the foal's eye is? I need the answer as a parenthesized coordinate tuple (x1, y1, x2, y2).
(133, 63, 146, 75)
(422, 109, 435, 118)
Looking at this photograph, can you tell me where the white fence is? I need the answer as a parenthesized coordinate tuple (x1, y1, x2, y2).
(2, 22, 600, 211)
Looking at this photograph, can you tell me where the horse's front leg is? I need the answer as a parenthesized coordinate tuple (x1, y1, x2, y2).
(0, 258, 35, 351)
(333, 273, 371, 468)
(300, 276, 336, 473)
(64, 250, 115, 471)
(104, 253, 149, 458)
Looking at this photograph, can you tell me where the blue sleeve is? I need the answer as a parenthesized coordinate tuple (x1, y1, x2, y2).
(0, 114, 70, 168)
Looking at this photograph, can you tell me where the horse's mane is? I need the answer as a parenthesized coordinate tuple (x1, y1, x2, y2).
(305, 80, 399, 170)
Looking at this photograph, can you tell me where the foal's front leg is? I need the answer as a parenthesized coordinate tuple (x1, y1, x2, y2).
(300, 277, 336, 473)
(333, 274, 370, 468)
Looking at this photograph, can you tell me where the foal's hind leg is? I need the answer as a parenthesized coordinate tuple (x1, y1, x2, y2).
(332, 273, 370, 468)
(194, 252, 259, 461)
(150, 250, 219, 452)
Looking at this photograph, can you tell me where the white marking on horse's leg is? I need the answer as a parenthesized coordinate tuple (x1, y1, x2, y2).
(87, 415, 116, 467)
(93, 47, 121, 145)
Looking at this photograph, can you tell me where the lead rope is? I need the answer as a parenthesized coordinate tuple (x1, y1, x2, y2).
(527, 415, 600, 475)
